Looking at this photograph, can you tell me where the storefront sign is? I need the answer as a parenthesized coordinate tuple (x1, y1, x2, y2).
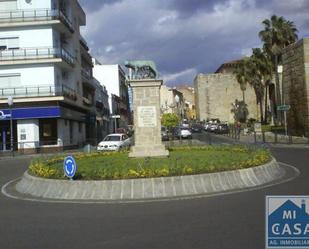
(0, 107, 60, 121)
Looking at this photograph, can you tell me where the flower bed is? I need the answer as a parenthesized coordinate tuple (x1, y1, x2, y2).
(28, 145, 272, 180)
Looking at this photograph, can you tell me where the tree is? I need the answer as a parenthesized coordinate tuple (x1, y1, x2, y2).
(233, 59, 248, 103)
(161, 113, 180, 131)
(259, 15, 298, 123)
(251, 48, 273, 123)
(245, 55, 265, 123)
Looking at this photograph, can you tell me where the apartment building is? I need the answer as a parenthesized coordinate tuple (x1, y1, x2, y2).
(0, 0, 109, 152)
(92, 60, 130, 129)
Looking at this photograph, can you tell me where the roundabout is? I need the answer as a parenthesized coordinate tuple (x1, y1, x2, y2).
(2, 158, 299, 203)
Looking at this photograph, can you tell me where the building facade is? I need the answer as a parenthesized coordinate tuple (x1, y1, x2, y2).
(282, 37, 309, 136)
(0, 0, 108, 152)
(160, 85, 185, 119)
(194, 65, 259, 123)
(92, 61, 130, 130)
(175, 86, 196, 120)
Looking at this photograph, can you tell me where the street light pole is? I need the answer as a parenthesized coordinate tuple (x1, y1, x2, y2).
(8, 96, 14, 153)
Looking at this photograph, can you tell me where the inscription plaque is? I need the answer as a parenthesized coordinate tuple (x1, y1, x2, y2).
(137, 106, 157, 127)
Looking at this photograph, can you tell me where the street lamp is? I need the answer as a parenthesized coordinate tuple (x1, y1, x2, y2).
(174, 94, 180, 116)
(7, 96, 14, 152)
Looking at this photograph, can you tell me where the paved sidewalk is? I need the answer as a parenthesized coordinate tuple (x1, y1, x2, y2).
(221, 133, 309, 149)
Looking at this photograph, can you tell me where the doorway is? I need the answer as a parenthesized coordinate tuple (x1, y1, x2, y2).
(0, 121, 16, 151)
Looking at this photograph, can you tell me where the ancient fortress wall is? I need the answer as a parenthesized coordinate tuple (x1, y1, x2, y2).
(194, 73, 259, 123)
(282, 38, 309, 135)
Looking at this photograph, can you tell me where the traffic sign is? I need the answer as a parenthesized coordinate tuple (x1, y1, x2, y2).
(111, 115, 121, 118)
(63, 156, 77, 179)
(277, 105, 290, 111)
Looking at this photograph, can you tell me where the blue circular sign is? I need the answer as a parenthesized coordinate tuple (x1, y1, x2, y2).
(63, 156, 77, 179)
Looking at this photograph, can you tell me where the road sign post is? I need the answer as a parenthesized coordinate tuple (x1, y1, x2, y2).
(277, 105, 290, 136)
(111, 115, 121, 133)
(64, 156, 77, 180)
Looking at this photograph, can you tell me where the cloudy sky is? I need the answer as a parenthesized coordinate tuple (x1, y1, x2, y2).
(79, 0, 309, 86)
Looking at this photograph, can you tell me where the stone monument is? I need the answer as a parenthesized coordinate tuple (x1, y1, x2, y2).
(125, 61, 169, 158)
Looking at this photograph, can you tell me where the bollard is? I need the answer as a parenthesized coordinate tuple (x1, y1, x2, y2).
(274, 132, 278, 144)
(262, 132, 266, 143)
(254, 132, 257, 144)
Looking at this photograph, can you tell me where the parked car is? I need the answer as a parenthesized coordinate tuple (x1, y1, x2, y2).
(161, 126, 169, 141)
(208, 123, 219, 132)
(215, 124, 229, 134)
(204, 123, 210, 131)
(191, 124, 202, 133)
(174, 127, 192, 139)
(182, 120, 190, 128)
(97, 133, 131, 151)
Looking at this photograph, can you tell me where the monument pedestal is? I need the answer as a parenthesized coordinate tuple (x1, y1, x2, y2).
(128, 79, 169, 158)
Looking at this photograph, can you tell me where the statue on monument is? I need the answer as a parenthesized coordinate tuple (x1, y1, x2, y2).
(124, 60, 157, 79)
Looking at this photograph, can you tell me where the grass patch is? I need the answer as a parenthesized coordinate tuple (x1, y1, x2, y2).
(28, 145, 272, 180)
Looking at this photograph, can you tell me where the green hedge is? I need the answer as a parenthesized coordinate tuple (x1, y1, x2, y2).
(28, 145, 272, 180)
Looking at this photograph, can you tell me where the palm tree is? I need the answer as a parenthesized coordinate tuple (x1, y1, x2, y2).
(251, 48, 273, 123)
(233, 59, 248, 103)
(259, 15, 298, 123)
(245, 55, 265, 123)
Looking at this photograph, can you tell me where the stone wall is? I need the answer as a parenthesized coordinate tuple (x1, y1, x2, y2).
(194, 73, 259, 123)
(282, 38, 309, 135)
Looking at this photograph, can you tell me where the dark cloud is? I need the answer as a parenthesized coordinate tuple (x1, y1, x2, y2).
(78, 0, 122, 12)
(80, 0, 309, 85)
(256, 0, 309, 14)
(158, 0, 229, 18)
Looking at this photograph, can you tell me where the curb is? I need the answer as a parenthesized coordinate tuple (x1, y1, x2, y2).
(14, 159, 285, 201)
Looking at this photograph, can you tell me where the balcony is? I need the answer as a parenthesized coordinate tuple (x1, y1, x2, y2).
(0, 9, 74, 33)
(80, 36, 89, 51)
(81, 68, 91, 80)
(0, 84, 77, 101)
(0, 47, 75, 66)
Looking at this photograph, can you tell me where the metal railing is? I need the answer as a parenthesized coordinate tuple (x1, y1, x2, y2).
(79, 35, 89, 50)
(0, 8, 74, 32)
(0, 47, 75, 65)
(81, 68, 91, 79)
(223, 125, 309, 145)
(0, 84, 77, 100)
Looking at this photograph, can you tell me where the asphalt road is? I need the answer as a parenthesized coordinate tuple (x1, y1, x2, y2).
(0, 133, 308, 249)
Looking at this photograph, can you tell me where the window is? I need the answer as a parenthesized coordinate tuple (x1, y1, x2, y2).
(0, 1, 17, 11)
(0, 74, 21, 88)
(39, 119, 57, 145)
(104, 135, 120, 142)
(0, 37, 19, 50)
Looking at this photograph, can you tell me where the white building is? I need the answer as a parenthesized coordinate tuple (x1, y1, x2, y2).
(0, 0, 109, 152)
(160, 85, 185, 118)
(92, 59, 130, 129)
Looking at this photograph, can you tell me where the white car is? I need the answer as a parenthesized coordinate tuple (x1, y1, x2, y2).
(97, 133, 131, 151)
(175, 127, 192, 139)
